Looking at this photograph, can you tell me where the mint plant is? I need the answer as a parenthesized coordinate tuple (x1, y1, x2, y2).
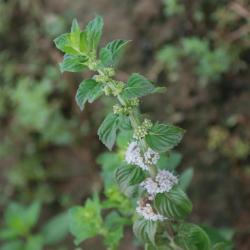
(54, 16, 229, 250)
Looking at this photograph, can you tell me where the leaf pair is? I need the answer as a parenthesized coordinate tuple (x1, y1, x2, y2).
(54, 16, 103, 56)
(54, 16, 103, 72)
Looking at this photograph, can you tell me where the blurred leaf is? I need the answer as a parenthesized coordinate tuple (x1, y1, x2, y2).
(179, 168, 194, 190)
(157, 152, 182, 170)
(103, 212, 129, 250)
(116, 130, 133, 150)
(175, 223, 211, 250)
(25, 235, 43, 250)
(0, 240, 24, 250)
(69, 195, 103, 245)
(98, 152, 121, 188)
(41, 212, 69, 245)
(4, 202, 41, 237)
(201, 225, 234, 249)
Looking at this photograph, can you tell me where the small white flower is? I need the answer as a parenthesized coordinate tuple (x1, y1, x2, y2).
(125, 141, 148, 170)
(125, 141, 159, 171)
(144, 147, 160, 165)
(140, 170, 178, 199)
(136, 200, 166, 221)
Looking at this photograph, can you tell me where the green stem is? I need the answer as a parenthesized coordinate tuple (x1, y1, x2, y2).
(96, 65, 159, 179)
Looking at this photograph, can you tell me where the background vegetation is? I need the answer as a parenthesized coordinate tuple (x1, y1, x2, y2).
(0, 0, 249, 249)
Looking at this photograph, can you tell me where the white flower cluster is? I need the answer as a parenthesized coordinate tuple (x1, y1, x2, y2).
(140, 170, 178, 199)
(125, 141, 159, 171)
(136, 201, 166, 221)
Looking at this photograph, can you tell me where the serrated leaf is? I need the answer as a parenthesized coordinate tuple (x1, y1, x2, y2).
(69, 196, 103, 245)
(100, 39, 130, 66)
(121, 73, 155, 99)
(115, 164, 145, 197)
(75, 79, 103, 110)
(59, 54, 88, 72)
(116, 164, 145, 185)
(41, 212, 69, 245)
(85, 15, 103, 50)
(179, 168, 194, 190)
(133, 218, 158, 245)
(97, 113, 120, 150)
(175, 223, 211, 250)
(154, 187, 192, 219)
(145, 123, 184, 153)
(54, 33, 79, 55)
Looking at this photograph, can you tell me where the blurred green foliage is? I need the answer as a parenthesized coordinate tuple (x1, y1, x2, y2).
(158, 0, 249, 85)
(0, 201, 69, 250)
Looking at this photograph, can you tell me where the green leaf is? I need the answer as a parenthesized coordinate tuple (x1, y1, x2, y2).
(97, 152, 122, 189)
(157, 152, 182, 170)
(41, 212, 69, 245)
(103, 212, 129, 250)
(100, 39, 130, 66)
(70, 19, 81, 50)
(69, 196, 103, 245)
(85, 15, 104, 50)
(133, 218, 158, 245)
(25, 234, 43, 250)
(4, 202, 41, 237)
(59, 54, 88, 72)
(97, 113, 120, 150)
(175, 223, 211, 250)
(179, 168, 194, 190)
(0, 240, 24, 250)
(213, 242, 233, 250)
(54, 33, 79, 55)
(201, 225, 234, 249)
(116, 164, 145, 185)
(154, 187, 192, 219)
(145, 123, 184, 153)
(121, 73, 155, 99)
(75, 79, 103, 110)
(152, 87, 167, 94)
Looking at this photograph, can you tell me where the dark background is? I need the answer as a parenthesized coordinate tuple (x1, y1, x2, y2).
(0, 0, 249, 249)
